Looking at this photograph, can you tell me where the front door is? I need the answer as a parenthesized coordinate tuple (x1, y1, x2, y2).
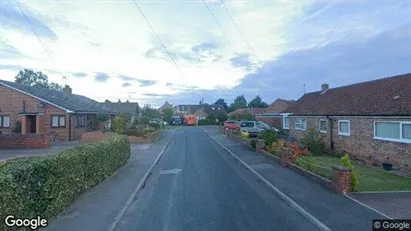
(27, 115, 37, 133)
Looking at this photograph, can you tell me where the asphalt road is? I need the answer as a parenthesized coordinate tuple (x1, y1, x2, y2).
(115, 127, 321, 231)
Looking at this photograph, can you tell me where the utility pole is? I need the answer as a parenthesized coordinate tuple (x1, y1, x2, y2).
(63, 76, 67, 85)
(302, 84, 306, 94)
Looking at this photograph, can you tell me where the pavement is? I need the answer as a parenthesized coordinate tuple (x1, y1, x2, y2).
(43, 130, 175, 231)
(0, 141, 83, 160)
(347, 192, 411, 219)
(202, 126, 386, 231)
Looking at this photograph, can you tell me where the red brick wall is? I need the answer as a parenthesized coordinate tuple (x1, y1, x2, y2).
(0, 133, 50, 149)
(255, 116, 282, 129)
(0, 85, 71, 141)
(290, 116, 411, 173)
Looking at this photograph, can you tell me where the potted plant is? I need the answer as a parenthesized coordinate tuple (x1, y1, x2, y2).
(382, 157, 393, 171)
(365, 154, 373, 167)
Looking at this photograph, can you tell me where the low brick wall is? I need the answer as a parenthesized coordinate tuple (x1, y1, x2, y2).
(0, 133, 50, 149)
(82, 131, 161, 143)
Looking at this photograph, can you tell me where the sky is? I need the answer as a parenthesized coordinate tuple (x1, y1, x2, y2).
(0, 0, 410, 107)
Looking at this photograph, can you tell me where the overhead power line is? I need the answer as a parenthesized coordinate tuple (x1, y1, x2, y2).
(201, 0, 238, 55)
(14, 0, 65, 79)
(131, 0, 184, 77)
(219, 0, 266, 71)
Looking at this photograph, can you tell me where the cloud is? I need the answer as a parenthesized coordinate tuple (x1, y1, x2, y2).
(165, 82, 173, 87)
(229, 54, 254, 71)
(137, 79, 158, 87)
(72, 72, 87, 78)
(118, 75, 134, 81)
(94, 72, 110, 82)
(0, 1, 56, 39)
(122, 82, 131, 87)
(144, 40, 224, 64)
(0, 41, 25, 59)
(142, 93, 172, 97)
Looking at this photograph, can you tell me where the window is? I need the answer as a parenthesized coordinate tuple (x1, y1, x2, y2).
(0, 116, 11, 128)
(295, 118, 307, 130)
(77, 115, 86, 127)
(257, 123, 266, 129)
(338, 120, 350, 136)
(240, 122, 255, 128)
(374, 121, 411, 143)
(51, 115, 66, 128)
(319, 119, 327, 133)
(283, 116, 290, 129)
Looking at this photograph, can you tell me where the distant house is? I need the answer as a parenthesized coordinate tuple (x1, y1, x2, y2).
(228, 108, 265, 120)
(193, 109, 207, 121)
(255, 98, 295, 130)
(173, 104, 202, 115)
(157, 101, 173, 115)
(103, 100, 140, 122)
(285, 73, 411, 173)
(0, 80, 116, 141)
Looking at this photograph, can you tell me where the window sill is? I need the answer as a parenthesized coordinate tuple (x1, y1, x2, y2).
(319, 130, 327, 133)
(373, 137, 411, 144)
(283, 127, 289, 130)
(338, 133, 350, 136)
(295, 128, 306, 131)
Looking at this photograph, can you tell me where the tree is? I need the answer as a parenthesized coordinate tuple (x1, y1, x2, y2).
(248, 95, 269, 108)
(141, 105, 159, 118)
(213, 98, 228, 111)
(216, 111, 228, 123)
(162, 108, 174, 123)
(15, 69, 63, 91)
(229, 95, 247, 112)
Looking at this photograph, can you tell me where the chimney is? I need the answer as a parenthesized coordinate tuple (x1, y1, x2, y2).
(63, 85, 72, 95)
(321, 83, 329, 93)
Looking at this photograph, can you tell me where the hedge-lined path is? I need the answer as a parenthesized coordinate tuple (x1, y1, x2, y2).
(44, 130, 176, 231)
(114, 127, 320, 231)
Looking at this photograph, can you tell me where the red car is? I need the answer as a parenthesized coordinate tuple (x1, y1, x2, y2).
(223, 121, 240, 131)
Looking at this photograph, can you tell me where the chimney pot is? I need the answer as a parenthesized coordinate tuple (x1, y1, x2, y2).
(63, 85, 72, 95)
(321, 83, 329, 93)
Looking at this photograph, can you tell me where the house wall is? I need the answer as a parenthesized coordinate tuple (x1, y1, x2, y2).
(255, 116, 282, 129)
(289, 116, 411, 173)
(0, 85, 72, 141)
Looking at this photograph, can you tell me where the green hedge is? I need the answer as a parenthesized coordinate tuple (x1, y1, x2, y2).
(198, 119, 216, 126)
(0, 135, 130, 230)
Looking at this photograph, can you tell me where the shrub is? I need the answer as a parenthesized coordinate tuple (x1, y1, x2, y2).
(240, 130, 250, 139)
(112, 117, 126, 134)
(268, 140, 288, 155)
(340, 153, 359, 192)
(299, 128, 327, 156)
(250, 139, 256, 150)
(257, 130, 277, 147)
(149, 122, 161, 130)
(289, 142, 309, 161)
(123, 125, 156, 137)
(12, 120, 22, 134)
(230, 130, 241, 136)
(0, 136, 130, 230)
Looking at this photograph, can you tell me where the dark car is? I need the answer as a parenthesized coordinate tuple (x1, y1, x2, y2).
(171, 116, 182, 125)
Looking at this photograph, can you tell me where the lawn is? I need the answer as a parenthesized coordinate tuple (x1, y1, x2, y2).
(297, 155, 411, 192)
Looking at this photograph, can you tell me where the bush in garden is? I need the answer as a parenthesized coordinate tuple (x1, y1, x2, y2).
(257, 130, 277, 147)
(241, 130, 250, 139)
(112, 117, 126, 134)
(299, 128, 327, 156)
(268, 140, 288, 155)
(289, 142, 309, 162)
(340, 153, 359, 192)
(0, 135, 130, 230)
(198, 119, 216, 126)
(149, 122, 161, 130)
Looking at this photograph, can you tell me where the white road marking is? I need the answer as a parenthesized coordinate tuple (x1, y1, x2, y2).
(160, 169, 182, 175)
(344, 194, 393, 219)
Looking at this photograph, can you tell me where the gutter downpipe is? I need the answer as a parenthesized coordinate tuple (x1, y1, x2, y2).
(327, 116, 334, 150)
(68, 113, 74, 142)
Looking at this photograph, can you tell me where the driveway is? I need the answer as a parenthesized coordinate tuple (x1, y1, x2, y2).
(347, 192, 411, 219)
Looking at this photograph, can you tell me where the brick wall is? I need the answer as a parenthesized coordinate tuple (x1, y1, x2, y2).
(255, 116, 282, 129)
(290, 116, 411, 173)
(0, 133, 50, 149)
(0, 85, 71, 141)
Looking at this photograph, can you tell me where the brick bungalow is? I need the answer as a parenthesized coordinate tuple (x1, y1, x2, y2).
(285, 73, 411, 172)
(0, 80, 116, 142)
(255, 98, 295, 130)
(103, 100, 140, 122)
(228, 108, 265, 120)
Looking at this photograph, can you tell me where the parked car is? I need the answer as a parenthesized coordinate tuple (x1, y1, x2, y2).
(258, 121, 279, 132)
(223, 121, 240, 131)
(239, 121, 272, 137)
(171, 116, 182, 125)
(150, 118, 165, 126)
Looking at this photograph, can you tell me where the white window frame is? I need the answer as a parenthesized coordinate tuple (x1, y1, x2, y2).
(338, 120, 350, 136)
(373, 121, 411, 144)
(0, 115, 11, 128)
(283, 116, 290, 129)
(319, 119, 327, 133)
(295, 118, 307, 130)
